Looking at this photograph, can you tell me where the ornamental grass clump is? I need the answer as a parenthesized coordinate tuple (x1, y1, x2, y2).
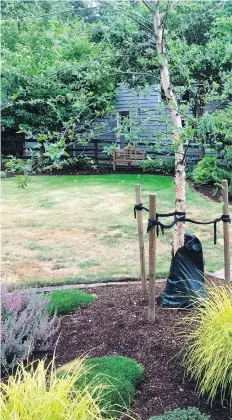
(1, 359, 111, 420)
(182, 282, 232, 405)
(1, 286, 59, 371)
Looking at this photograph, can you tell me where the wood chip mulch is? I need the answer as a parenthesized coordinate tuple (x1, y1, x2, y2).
(55, 284, 230, 420)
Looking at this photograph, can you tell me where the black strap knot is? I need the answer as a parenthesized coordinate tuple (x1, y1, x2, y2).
(174, 212, 186, 221)
(147, 218, 160, 233)
(221, 214, 231, 223)
(134, 203, 149, 218)
(213, 215, 231, 244)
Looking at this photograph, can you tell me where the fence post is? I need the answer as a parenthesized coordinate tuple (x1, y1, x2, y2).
(135, 184, 147, 293)
(222, 180, 231, 281)
(94, 139, 98, 165)
(112, 151, 116, 171)
(148, 194, 156, 323)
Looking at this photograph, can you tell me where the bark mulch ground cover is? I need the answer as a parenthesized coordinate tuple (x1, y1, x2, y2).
(192, 183, 232, 204)
(55, 283, 230, 420)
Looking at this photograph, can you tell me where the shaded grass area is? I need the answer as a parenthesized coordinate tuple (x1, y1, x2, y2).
(60, 355, 144, 415)
(2, 174, 231, 286)
(48, 290, 96, 315)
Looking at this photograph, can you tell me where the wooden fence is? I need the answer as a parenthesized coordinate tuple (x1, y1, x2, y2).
(2, 132, 215, 171)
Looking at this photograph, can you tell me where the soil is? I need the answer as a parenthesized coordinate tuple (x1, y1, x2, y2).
(190, 182, 232, 204)
(53, 283, 230, 420)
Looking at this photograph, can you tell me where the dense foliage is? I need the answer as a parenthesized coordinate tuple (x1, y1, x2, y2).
(192, 157, 231, 186)
(1, 286, 58, 371)
(182, 283, 232, 405)
(139, 156, 175, 174)
(1, 1, 116, 132)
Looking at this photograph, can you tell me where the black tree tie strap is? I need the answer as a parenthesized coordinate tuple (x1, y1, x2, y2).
(156, 211, 186, 219)
(146, 213, 230, 244)
(155, 211, 186, 237)
(147, 218, 176, 235)
(134, 203, 149, 218)
(147, 218, 161, 234)
(221, 215, 231, 223)
(177, 215, 230, 245)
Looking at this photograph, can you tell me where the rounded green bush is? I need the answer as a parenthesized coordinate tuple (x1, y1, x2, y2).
(47, 289, 96, 315)
(82, 355, 144, 410)
(59, 355, 144, 414)
(192, 157, 230, 186)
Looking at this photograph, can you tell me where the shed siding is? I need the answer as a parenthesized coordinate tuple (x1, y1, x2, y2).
(24, 84, 226, 169)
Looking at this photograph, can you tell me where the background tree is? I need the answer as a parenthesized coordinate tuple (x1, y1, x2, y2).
(1, 0, 116, 132)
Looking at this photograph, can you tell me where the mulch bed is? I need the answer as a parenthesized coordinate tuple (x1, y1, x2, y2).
(191, 183, 232, 204)
(54, 283, 230, 420)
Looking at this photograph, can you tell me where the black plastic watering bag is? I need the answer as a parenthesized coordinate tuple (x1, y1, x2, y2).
(159, 232, 206, 308)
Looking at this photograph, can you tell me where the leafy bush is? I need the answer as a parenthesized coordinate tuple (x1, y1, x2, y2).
(1, 359, 110, 420)
(59, 355, 144, 413)
(1, 286, 59, 371)
(149, 406, 208, 419)
(56, 156, 96, 172)
(48, 289, 96, 316)
(182, 282, 232, 405)
(139, 157, 175, 174)
(192, 157, 230, 186)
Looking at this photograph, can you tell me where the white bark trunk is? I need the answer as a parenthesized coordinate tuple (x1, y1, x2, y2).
(153, 10, 186, 254)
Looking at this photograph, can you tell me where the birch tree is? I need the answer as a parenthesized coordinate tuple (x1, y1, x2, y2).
(143, 0, 185, 253)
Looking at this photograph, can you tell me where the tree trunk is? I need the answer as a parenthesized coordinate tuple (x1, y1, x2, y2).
(152, 9, 186, 254)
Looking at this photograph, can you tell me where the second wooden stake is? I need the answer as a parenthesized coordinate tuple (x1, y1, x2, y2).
(148, 194, 156, 323)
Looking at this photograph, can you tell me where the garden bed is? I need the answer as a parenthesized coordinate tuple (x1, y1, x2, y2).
(193, 183, 232, 204)
(52, 283, 229, 420)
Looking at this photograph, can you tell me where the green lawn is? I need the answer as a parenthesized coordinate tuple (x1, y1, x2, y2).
(1, 174, 231, 287)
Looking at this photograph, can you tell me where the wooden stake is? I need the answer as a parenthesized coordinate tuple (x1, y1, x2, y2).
(222, 180, 231, 281)
(135, 184, 147, 293)
(148, 194, 156, 323)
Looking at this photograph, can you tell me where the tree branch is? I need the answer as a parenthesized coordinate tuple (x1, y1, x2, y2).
(208, 99, 229, 115)
(142, 1, 156, 13)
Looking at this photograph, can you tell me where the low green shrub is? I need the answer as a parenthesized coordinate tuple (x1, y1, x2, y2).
(59, 355, 144, 414)
(139, 157, 175, 174)
(1, 358, 110, 420)
(47, 289, 96, 315)
(192, 157, 230, 186)
(182, 282, 232, 405)
(149, 407, 208, 420)
(57, 156, 96, 171)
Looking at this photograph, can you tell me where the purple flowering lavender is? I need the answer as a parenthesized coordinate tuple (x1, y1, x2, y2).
(1, 285, 59, 371)
(2, 285, 27, 313)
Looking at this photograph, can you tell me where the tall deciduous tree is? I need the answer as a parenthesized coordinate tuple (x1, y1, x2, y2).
(142, 1, 185, 253)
